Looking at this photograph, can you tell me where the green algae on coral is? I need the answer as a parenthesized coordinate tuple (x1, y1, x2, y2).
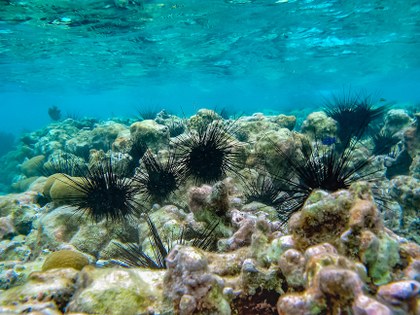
(68, 268, 166, 315)
(360, 232, 400, 285)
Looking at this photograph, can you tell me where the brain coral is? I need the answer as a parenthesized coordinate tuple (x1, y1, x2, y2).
(42, 250, 89, 271)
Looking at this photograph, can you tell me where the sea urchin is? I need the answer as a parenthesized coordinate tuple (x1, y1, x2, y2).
(113, 214, 219, 269)
(177, 121, 242, 183)
(324, 90, 390, 144)
(243, 174, 283, 209)
(133, 149, 184, 202)
(271, 137, 381, 224)
(58, 157, 140, 223)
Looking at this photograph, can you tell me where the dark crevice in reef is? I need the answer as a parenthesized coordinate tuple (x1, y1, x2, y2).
(231, 288, 280, 315)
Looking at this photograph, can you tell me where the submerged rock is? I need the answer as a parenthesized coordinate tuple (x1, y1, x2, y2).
(301, 111, 337, 139)
(188, 109, 222, 130)
(130, 119, 169, 149)
(377, 280, 420, 314)
(383, 109, 412, 135)
(390, 175, 420, 242)
(20, 155, 45, 177)
(0, 268, 79, 312)
(164, 245, 231, 315)
(289, 189, 352, 251)
(67, 267, 165, 315)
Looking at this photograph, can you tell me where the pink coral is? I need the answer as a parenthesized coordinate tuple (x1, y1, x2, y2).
(377, 280, 420, 313)
(352, 295, 392, 315)
(317, 267, 363, 302)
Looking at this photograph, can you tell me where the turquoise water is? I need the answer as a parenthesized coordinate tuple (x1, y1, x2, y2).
(1, 0, 419, 135)
(0, 2, 420, 311)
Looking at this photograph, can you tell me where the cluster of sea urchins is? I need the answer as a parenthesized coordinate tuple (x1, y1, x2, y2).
(244, 91, 392, 223)
(50, 120, 239, 268)
(54, 91, 392, 257)
(53, 120, 240, 220)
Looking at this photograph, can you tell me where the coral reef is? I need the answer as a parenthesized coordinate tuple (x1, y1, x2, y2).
(0, 268, 79, 312)
(130, 119, 170, 149)
(390, 175, 420, 242)
(0, 108, 419, 315)
(383, 109, 413, 135)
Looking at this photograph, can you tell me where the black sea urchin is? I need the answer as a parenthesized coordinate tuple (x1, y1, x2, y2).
(59, 157, 140, 222)
(113, 214, 168, 269)
(324, 90, 390, 144)
(137, 106, 161, 121)
(114, 214, 219, 269)
(272, 137, 381, 224)
(167, 119, 186, 137)
(133, 149, 184, 202)
(243, 174, 283, 209)
(184, 221, 220, 252)
(178, 121, 242, 183)
(372, 130, 400, 156)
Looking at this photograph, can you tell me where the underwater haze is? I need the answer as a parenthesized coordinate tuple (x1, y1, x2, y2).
(1, 0, 419, 135)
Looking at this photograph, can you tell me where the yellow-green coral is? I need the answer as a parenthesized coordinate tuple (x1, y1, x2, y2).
(42, 250, 89, 271)
(11, 176, 39, 192)
(20, 155, 45, 177)
(44, 174, 85, 201)
(360, 232, 400, 285)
